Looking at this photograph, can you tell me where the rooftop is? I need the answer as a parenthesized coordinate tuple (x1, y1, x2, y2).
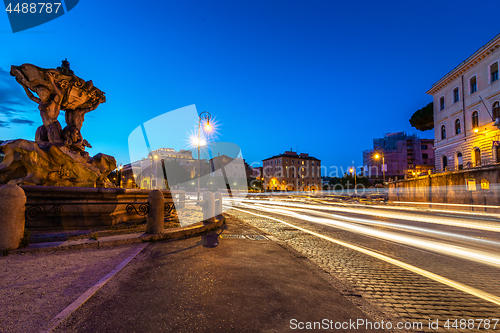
(427, 32, 500, 94)
(263, 151, 320, 161)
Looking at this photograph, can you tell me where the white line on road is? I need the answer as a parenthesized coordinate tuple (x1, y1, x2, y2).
(41, 243, 148, 333)
(230, 206, 500, 307)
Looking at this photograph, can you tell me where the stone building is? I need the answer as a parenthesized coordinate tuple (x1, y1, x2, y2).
(262, 151, 321, 191)
(209, 154, 248, 188)
(122, 148, 210, 189)
(428, 33, 500, 172)
(362, 132, 434, 179)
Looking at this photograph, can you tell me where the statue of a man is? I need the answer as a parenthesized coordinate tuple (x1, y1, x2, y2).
(18, 71, 64, 145)
(63, 100, 100, 150)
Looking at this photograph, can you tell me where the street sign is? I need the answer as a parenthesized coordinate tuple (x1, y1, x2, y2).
(493, 141, 500, 146)
(382, 164, 387, 172)
(466, 178, 476, 191)
(481, 179, 490, 190)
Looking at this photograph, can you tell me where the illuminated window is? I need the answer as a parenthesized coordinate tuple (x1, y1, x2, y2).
(455, 119, 461, 135)
(470, 76, 477, 94)
(491, 62, 498, 83)
(472, 111, 479, 128)
(474, 148, 481, 166)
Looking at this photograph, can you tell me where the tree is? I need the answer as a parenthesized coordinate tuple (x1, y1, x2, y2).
(409, 102, 434, 131)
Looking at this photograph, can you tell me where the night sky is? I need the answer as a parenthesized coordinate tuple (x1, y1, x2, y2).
(1, 0, 499, 173)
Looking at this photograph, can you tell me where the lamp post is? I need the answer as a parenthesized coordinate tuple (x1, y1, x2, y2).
(349, 166, 356, 193)
(117, 165, 123, 188)
(153, 154, 158, 189)
(197, 112, 211, 201)
(373, 152, 385, 183)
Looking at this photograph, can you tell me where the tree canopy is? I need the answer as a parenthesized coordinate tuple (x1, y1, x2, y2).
(409, 102, 434, 131)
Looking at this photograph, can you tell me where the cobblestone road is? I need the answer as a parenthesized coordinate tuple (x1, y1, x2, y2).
(226, 202, 500, 333)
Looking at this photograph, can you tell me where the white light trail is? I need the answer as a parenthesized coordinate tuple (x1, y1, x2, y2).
(237, 202, 500, 268)
(227, 198, 500, 233)
(230, 206, 500, 307)
(276, 205, 500, 247)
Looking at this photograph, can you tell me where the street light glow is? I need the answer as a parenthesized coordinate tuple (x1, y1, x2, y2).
(374, 153, 380, 159)
(190, 134, 207, 147)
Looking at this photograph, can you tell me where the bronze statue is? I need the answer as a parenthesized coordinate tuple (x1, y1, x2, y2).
(0, 60, 115, 187)
(10, 60, 106, 153)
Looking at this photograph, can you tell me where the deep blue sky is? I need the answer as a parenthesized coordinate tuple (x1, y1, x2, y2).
(1, 0, 499, 171)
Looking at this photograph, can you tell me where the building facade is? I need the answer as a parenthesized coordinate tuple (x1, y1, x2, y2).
(362, 132, 434, 179)
(122, 148, 210, 189)
(428, 33, 500, 172)
(262, 151, 321, 191)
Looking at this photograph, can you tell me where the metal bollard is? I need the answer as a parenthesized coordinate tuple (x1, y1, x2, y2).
(0, 184, 26, 251)
(146, 190, 164, 234)
(214, 191, 222, 216)
(203, 192, 215, 223)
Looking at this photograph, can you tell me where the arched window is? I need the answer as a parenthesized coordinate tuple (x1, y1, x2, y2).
(441, 125, 446, 140)
(474, 148, 481, 167)
(456, 152, 463, 170)
(493, 102, 500, 119)
(472, 111, 479, 128)
(442, 156, 448, 170)
(455, 119, 461, 135)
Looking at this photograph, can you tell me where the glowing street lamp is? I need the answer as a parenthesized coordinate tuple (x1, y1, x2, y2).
(373, 152, 385, 183)
(197, 112, 212, 201)
(117, 165, 123, 188)
(349, 166, 357, 192)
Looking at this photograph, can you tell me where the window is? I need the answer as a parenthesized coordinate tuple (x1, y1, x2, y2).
(455, 119, 461, 135)
(421, 145, 428, 150)
(493, 102, 500, 119)
(453, 87, 460, 103)
(440, 96, 445, 110)
(442, 156, 448, 170)
(472, 111, 479, 128)
(491, 62, 499, 83)
(470, 76, 477, 94)
(457, 152, 463, 170)
(441, 125, 446, 140)
(422, 153, 428, 159)
(474, 148, 481, 166)
(496, 146, 500, 163)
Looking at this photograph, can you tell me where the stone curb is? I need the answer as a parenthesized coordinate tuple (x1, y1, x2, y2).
(10, 216, 225, 254)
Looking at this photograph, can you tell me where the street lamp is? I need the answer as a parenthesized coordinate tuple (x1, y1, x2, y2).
(373, 152, 385, 183)
(117, 165, 123, 188)
(197, 111, 212, 201)
(349, 166, 356, 193)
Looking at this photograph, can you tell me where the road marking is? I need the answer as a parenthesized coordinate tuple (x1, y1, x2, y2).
(41, 243, 148, 333)
(230, 206, 500, 307)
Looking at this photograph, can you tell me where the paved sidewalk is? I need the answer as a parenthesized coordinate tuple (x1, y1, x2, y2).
(52, 215, 383, 332)
(1, 215, 388, 332)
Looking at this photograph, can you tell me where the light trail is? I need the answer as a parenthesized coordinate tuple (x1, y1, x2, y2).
(244, 193, 500, 219)
(229, 206, 500, 307)
(236, 202, 500, 268)
(226, 198, 500, 233)
(265, 204, 500, 248)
